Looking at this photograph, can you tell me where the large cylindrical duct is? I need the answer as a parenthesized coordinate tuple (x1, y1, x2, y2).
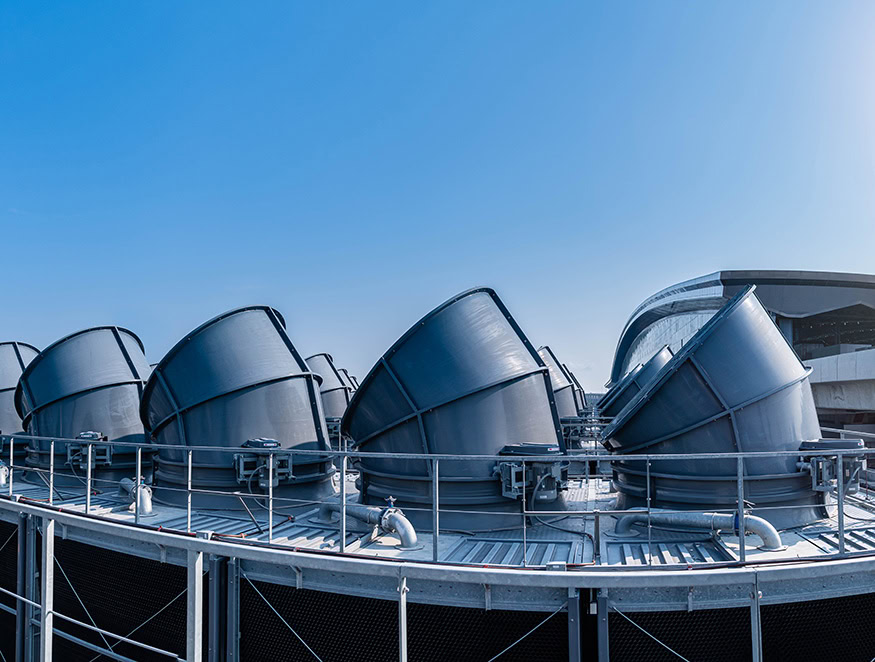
(141, 306, 334, 510)
(597, 345, 673, 418)
(342, 288, 566, 530)
(15, 327, 150, 486)
(0, 342, 39, 460)
(537, 346, 578, 418)
(601, 286, 824, 528)
(305, 353, 353, 419)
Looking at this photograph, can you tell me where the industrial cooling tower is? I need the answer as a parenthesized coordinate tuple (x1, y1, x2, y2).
(141, 306, 335, 510)
(342, 288, 568, 530)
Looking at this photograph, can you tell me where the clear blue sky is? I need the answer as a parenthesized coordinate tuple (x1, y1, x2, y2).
(2, 2, 874, 391)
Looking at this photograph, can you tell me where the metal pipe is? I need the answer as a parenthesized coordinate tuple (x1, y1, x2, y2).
(120, 478, 154, 517)
(319, 502, 420, 550)
(614, 511, 784, 552)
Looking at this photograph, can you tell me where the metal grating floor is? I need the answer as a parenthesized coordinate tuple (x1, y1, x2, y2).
(603, 538, 734, 565)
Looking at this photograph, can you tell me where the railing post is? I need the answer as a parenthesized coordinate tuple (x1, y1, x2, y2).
(85, 443, 92, 515)
(522, 460, 527, 567)
(398, 576, 408, 662)
(837, 453, 845, 555)
(568, 587, 581, 662)
(737, 455, 746, 563)
(8, 436, 13, 497)
(646, 459, 652, 566)
(24, 514, 37, 662)
(40, 517, 56, 661)
(135, 446, 142, 525)
(186, 450, 193, 533)
(432, 459, 439, 563)
(226, 558, 240, 661)
(208, 555, 226, 662)
(187, 548, 204, 662)
(340, 455, 347, 553)
(48, 441, 55, 506)
(268, 453, 274, 544)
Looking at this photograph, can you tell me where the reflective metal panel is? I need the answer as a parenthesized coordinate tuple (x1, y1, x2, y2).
(537, 346, 578, 418)
(0, 342, 39, 458)
(598, 345, 673, 418)
(305, 353, 353, 419)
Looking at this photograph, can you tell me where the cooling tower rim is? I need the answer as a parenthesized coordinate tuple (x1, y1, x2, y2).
(599, 362, 644, 412)
(140, 305, 321, 435)
(341, 286, 547, 439)
(536, 345, 574, 389)
(604, 284, 762, 440)
(13, 326, 147, 421)
(305, 352, 353, 395)
(0, 341, 40, 394)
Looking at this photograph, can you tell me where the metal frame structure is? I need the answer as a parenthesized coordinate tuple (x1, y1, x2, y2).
(2, 432, 875, 661)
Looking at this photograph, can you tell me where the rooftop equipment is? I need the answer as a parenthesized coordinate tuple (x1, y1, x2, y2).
(0, 342, 39, 459)
(338, 368, 357, 393)
(342, 287, 567, 530)
(140, 306, 334, 510)
(597, 345, 673, 419)
(14, 327, 150, 486)
(536, 346, 579, 418)
(562, 363, 587, 414)
(601, 285, 829, 529)
(305, 353, 353, 419)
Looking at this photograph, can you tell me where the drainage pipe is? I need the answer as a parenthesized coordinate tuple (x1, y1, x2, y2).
(320, 502, 420, 550)
(614, 510, 784, 551)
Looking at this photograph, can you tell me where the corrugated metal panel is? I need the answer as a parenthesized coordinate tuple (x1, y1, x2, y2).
(445, 537, 589, 566)
(814, 528, 875, 553)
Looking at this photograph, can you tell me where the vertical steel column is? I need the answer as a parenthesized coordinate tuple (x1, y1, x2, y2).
(567, 588, 581, 662)
(40, 518, 55, 661)
(207, 556, 225, 662)
(398, 576, 408, 662)
(135, 447, 142, 525)
(8, 436, 13, 497)
(750, 576, 763, 662)
(432, 459, 439, 562)
(646, 460, 652, 566)
(596, 588, 609, 662)
(15, 513, 27, 662)
(48, 442, 54, 507)
(340, 456, 347, 553)
(186, 450, 193, 533)
(225, 558, 240, 662)
(522, 460, 527, 567)
(737, 456, 746, 563)
(187, 549, 204, 662)
(837, 453, 846, 555)
(24, 515, 37, 662)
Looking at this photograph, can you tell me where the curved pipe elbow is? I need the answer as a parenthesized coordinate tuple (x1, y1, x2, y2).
(383, 510, 419, 550)
(614, 511, 784, 552)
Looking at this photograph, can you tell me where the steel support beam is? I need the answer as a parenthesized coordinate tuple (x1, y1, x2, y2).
(187, 549, 203, 662)
(15, 513, 27, 662)
(567, 587, 581, 662)
(207, 556, 225, 662)
(40, 518, 55, 661)
(597, 588, 609, 662)
(751, 577, 763, 662)
(398, 576, 408, 662)
(24, 514, 37, 662)
(226, 558, 240, 662)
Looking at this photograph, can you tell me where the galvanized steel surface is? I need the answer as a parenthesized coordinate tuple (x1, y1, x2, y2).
(537, 346, 578, 418)
(597, 345, 673, 418)
(305, 353, 353, 419)
(0, 342, 38, 441)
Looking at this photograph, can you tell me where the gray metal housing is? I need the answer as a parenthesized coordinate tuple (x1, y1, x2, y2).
(14, 328, 149, 485)
(602, 286, 825, 529)
(140, 306, 334, 509)
(562, 363, 587, 414)
(342, 287, 566, 530)
(0, 342, 39, 458)
(305, 353, 353, 419)
(537, 346, 579, 418)
(597, 345, 673, 418)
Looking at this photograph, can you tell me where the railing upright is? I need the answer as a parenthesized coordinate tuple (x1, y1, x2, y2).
(49, 440, 55, 506)
(737, 455, 745, 563)
(86, 443, 92, 514)
(8, 436, 13, 497)
(837, 453, 846, 555)
(268, 452, 274, 544)
(341, 455, 347, 553)
(186, 450, 193, 533)
(135, 446, 142, 525)
(432, 458, 440, 563)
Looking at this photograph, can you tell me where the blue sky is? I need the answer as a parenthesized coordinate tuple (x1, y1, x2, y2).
(2, 2, 874, 391)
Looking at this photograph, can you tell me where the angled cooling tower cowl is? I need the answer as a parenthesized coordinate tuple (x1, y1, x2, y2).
(602, 285, 825, 529)
(14, 327, 150, 485)
(338, 368, 357, 393)
(563, 363, 587, 414)
(342, 287, 567, 530)
(597, 345, 673, 418)
(141, 306, 334, 509)
(305, 353, 353, 419)
(537, 346, 579, 418)
(0, 342, 40, 457)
